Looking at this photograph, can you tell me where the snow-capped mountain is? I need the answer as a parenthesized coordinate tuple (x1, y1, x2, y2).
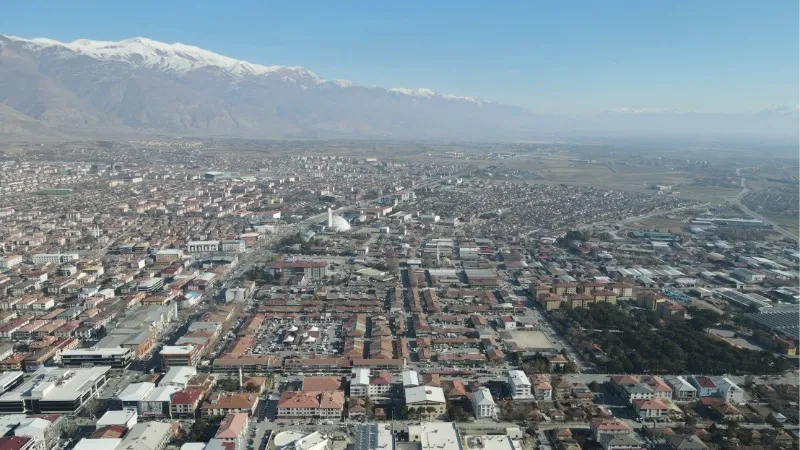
(0, 35, 529, 138)
(6, 36, 324, 79)
(0, 35, 796, 141)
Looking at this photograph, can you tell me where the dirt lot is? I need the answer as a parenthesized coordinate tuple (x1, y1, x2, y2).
(503, 330, 556, 351)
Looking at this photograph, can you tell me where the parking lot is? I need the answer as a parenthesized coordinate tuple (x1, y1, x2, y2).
(249, 318, 344, 356)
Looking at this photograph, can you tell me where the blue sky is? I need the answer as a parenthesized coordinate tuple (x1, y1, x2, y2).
(2, 1, 797, 114)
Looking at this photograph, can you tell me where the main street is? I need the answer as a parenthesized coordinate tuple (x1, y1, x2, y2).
(731, 177, 797, 242)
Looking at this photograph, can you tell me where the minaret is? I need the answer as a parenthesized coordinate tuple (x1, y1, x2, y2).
(239, 367, 243, 389)
(327, 207, 333, 227)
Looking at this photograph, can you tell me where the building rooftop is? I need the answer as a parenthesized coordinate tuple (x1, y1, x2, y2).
(404, 386, 446, 404)
(159, 366, 198, 387)
(0, 366, 110, 403)
(215, 413, 248, 439)
(97, 410, 137, 428)
(73, 438, 123, 450)
(118, 382, 155, 402)
(408, 423, 461, 450)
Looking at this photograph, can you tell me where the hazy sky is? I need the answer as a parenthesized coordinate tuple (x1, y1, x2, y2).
(2, 0, 797, 114)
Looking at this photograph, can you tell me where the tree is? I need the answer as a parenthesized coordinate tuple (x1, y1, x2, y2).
(448, 405, 470, 422)
(245, 382, 260, 393)
(386, 257, 399, 274)
(587, 381, 600, 393)
(364, 397, 374, 419)
(217, 378, 240, 391)
(189, 417, 209, 441)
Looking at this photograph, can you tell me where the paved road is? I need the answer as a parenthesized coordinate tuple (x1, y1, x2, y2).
(731, 178, 797, 242)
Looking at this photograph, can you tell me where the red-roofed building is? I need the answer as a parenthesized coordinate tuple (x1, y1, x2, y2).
(91, 425, 128, 439)
(632, 399, 669, 419)
(590, 418, 631, 440)
(214, 413, 248, 449)
(498, 316, 516, 330)
(171, 388, 206, 418)
(277, 391, 344, 419)
(0, 437, 34, 450)
(689, 376, 718, 397)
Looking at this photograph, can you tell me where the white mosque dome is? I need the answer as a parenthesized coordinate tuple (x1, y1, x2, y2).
(330, 215, 351, 232)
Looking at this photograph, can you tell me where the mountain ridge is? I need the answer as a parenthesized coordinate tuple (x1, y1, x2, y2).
(0, 34, 796, 141)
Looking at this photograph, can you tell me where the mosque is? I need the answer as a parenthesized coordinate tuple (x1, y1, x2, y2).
(325, 207, 351, 232)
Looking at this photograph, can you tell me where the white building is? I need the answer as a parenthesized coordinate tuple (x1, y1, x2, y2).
(471, 387, 496, 419)
(664, 376, 697, 402)
(220, 240, 246, 253)
(401, 370, 420, 387)
(0, 366, 110, 415)
(140, 385, 181, 418)
(349, 368, 370, 397)
(0, 255, 22, 269)
(118, 382, 156, 414)
(507, 370, 532, 399)
(120, 422, 172, 450)
(407, 423, 460, 450)
(31, 253, 79, 265)
(158, 366, 198, 389)
(74, 438, 123, 450)
(137, 277, 165, 293)
(186, 240, 221, 253)
(709, 376, 745, 404)
(96, 409, 138, 430)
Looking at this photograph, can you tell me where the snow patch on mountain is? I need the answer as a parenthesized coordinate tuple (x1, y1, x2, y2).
(333, 79, 354, 88)
(389, 87, 480, 103)
(610, 106, 689, 114)
(4, 35, 495, 104)
(6, 35, 325, 82)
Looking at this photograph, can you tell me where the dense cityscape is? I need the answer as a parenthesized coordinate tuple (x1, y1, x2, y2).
(0, 139, 795, 450)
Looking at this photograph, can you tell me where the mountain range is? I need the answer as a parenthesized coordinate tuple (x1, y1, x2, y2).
(0, 35, 797, 141)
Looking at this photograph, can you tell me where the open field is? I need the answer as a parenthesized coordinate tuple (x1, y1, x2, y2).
(764, 214, 799, 236)
(503, 330, 556, 351)
(629, 216, 688, 235)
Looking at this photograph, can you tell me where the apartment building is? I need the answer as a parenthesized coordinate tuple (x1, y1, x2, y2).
(170, 388, 205, 418)
(507, 370, 532, 399)
(277, 390, 345, 419)
(60, 348, 134, 369)
(186, 241, 221, 253)
(213, 413, 248, 450)
(202, 392, 259, 417)
(160, 345, 203, 369)
(266, 260, 328, 281)
(349, 369, 392, 398)
(31, 254, 79, 265)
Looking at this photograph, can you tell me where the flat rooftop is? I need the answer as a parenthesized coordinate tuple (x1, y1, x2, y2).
(0, 366, 109, 403)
